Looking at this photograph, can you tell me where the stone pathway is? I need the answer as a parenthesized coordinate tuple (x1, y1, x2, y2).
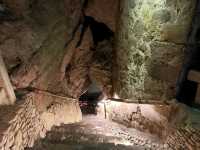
(0, 104, 198, 150)
(26, 115, 169, 150)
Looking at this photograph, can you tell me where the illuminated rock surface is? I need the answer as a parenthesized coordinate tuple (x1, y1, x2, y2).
(26, 114, 200, 150)
(0, 0, 200, 149)
(113, 0, 197, 100)
(0, 91, 81, 150)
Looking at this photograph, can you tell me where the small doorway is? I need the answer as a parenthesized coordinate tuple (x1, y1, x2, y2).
(79, 82, 102, 114)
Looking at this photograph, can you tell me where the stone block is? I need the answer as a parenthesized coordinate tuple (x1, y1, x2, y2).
(188, 70, 200, 83)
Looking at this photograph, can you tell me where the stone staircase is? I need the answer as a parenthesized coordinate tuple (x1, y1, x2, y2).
(25, 115, 157, 150)
(26, 114, 200, 150)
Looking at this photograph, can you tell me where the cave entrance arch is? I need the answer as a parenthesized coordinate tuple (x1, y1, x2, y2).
(79, 81, 103, 114)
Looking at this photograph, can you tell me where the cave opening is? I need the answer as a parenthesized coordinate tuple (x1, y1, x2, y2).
(176, 45, 199, 107)
(176, 7, 200, 108)
(79, 82, 102, 115)
(78, 15, 114, 47)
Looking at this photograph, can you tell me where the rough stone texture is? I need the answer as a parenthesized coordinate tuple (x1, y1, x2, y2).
(164, 105, 200, 149)
(26, 116, 156, 150)
(2, 0, 29, 17)
(0, 0, 84, 99)
(59, 28, 94, 98)
(0, 0, 78, 73)
(89, 40, 113, 98)
(0, 21, 36, 73)
(97, 100, 200, 149)
(114, 0, 197, 101)
(0, 0, 113, 100)
(0, 0, 114, 101)
(165, 126, 200, 149)
(9, 0, 82, 93)
(58, 31, 113, 99)
(84, 0, 119, 31)
(97, 100, 188, 138)
(0, 91, 81, 150)
(27, 114, 200, 150)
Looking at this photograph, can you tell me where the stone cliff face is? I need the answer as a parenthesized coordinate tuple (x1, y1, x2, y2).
(113, 0, 197, 101)
(0, 0, 119, 99)
(1, 0, 196, 103)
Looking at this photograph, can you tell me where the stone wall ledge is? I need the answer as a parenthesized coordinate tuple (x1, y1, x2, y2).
(0, 91, 82, 150)
(109, 98, 171, 105)
(97, 99, 199, 140)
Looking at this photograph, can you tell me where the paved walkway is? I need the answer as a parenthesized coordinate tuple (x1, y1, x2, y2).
(26, 115, 168, 150)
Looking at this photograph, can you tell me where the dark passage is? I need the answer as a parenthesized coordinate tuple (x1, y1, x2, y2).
(79, 83, 102, 114)
(176, 46, 200, 107)
(176, 45, 200, 106)
(78, 16, 114, 47)
(176, 1, 200, 107)
(0, 2, 16, 22)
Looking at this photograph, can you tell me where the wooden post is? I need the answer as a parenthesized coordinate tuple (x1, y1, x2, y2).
(0, 52, 16, 105)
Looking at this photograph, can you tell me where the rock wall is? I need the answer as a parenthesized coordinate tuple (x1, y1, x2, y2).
(0, 0, 118, 99)
(84, 0, 119, 31)
(97, 100, 186, 138)
(97, 99, 200, 149)
(113, 0, 197, 101)
(0, 91, 81, 150)
(8, 0, 83, 93)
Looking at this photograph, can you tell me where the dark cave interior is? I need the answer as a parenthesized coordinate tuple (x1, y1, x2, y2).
(0, 0, 200, 150)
